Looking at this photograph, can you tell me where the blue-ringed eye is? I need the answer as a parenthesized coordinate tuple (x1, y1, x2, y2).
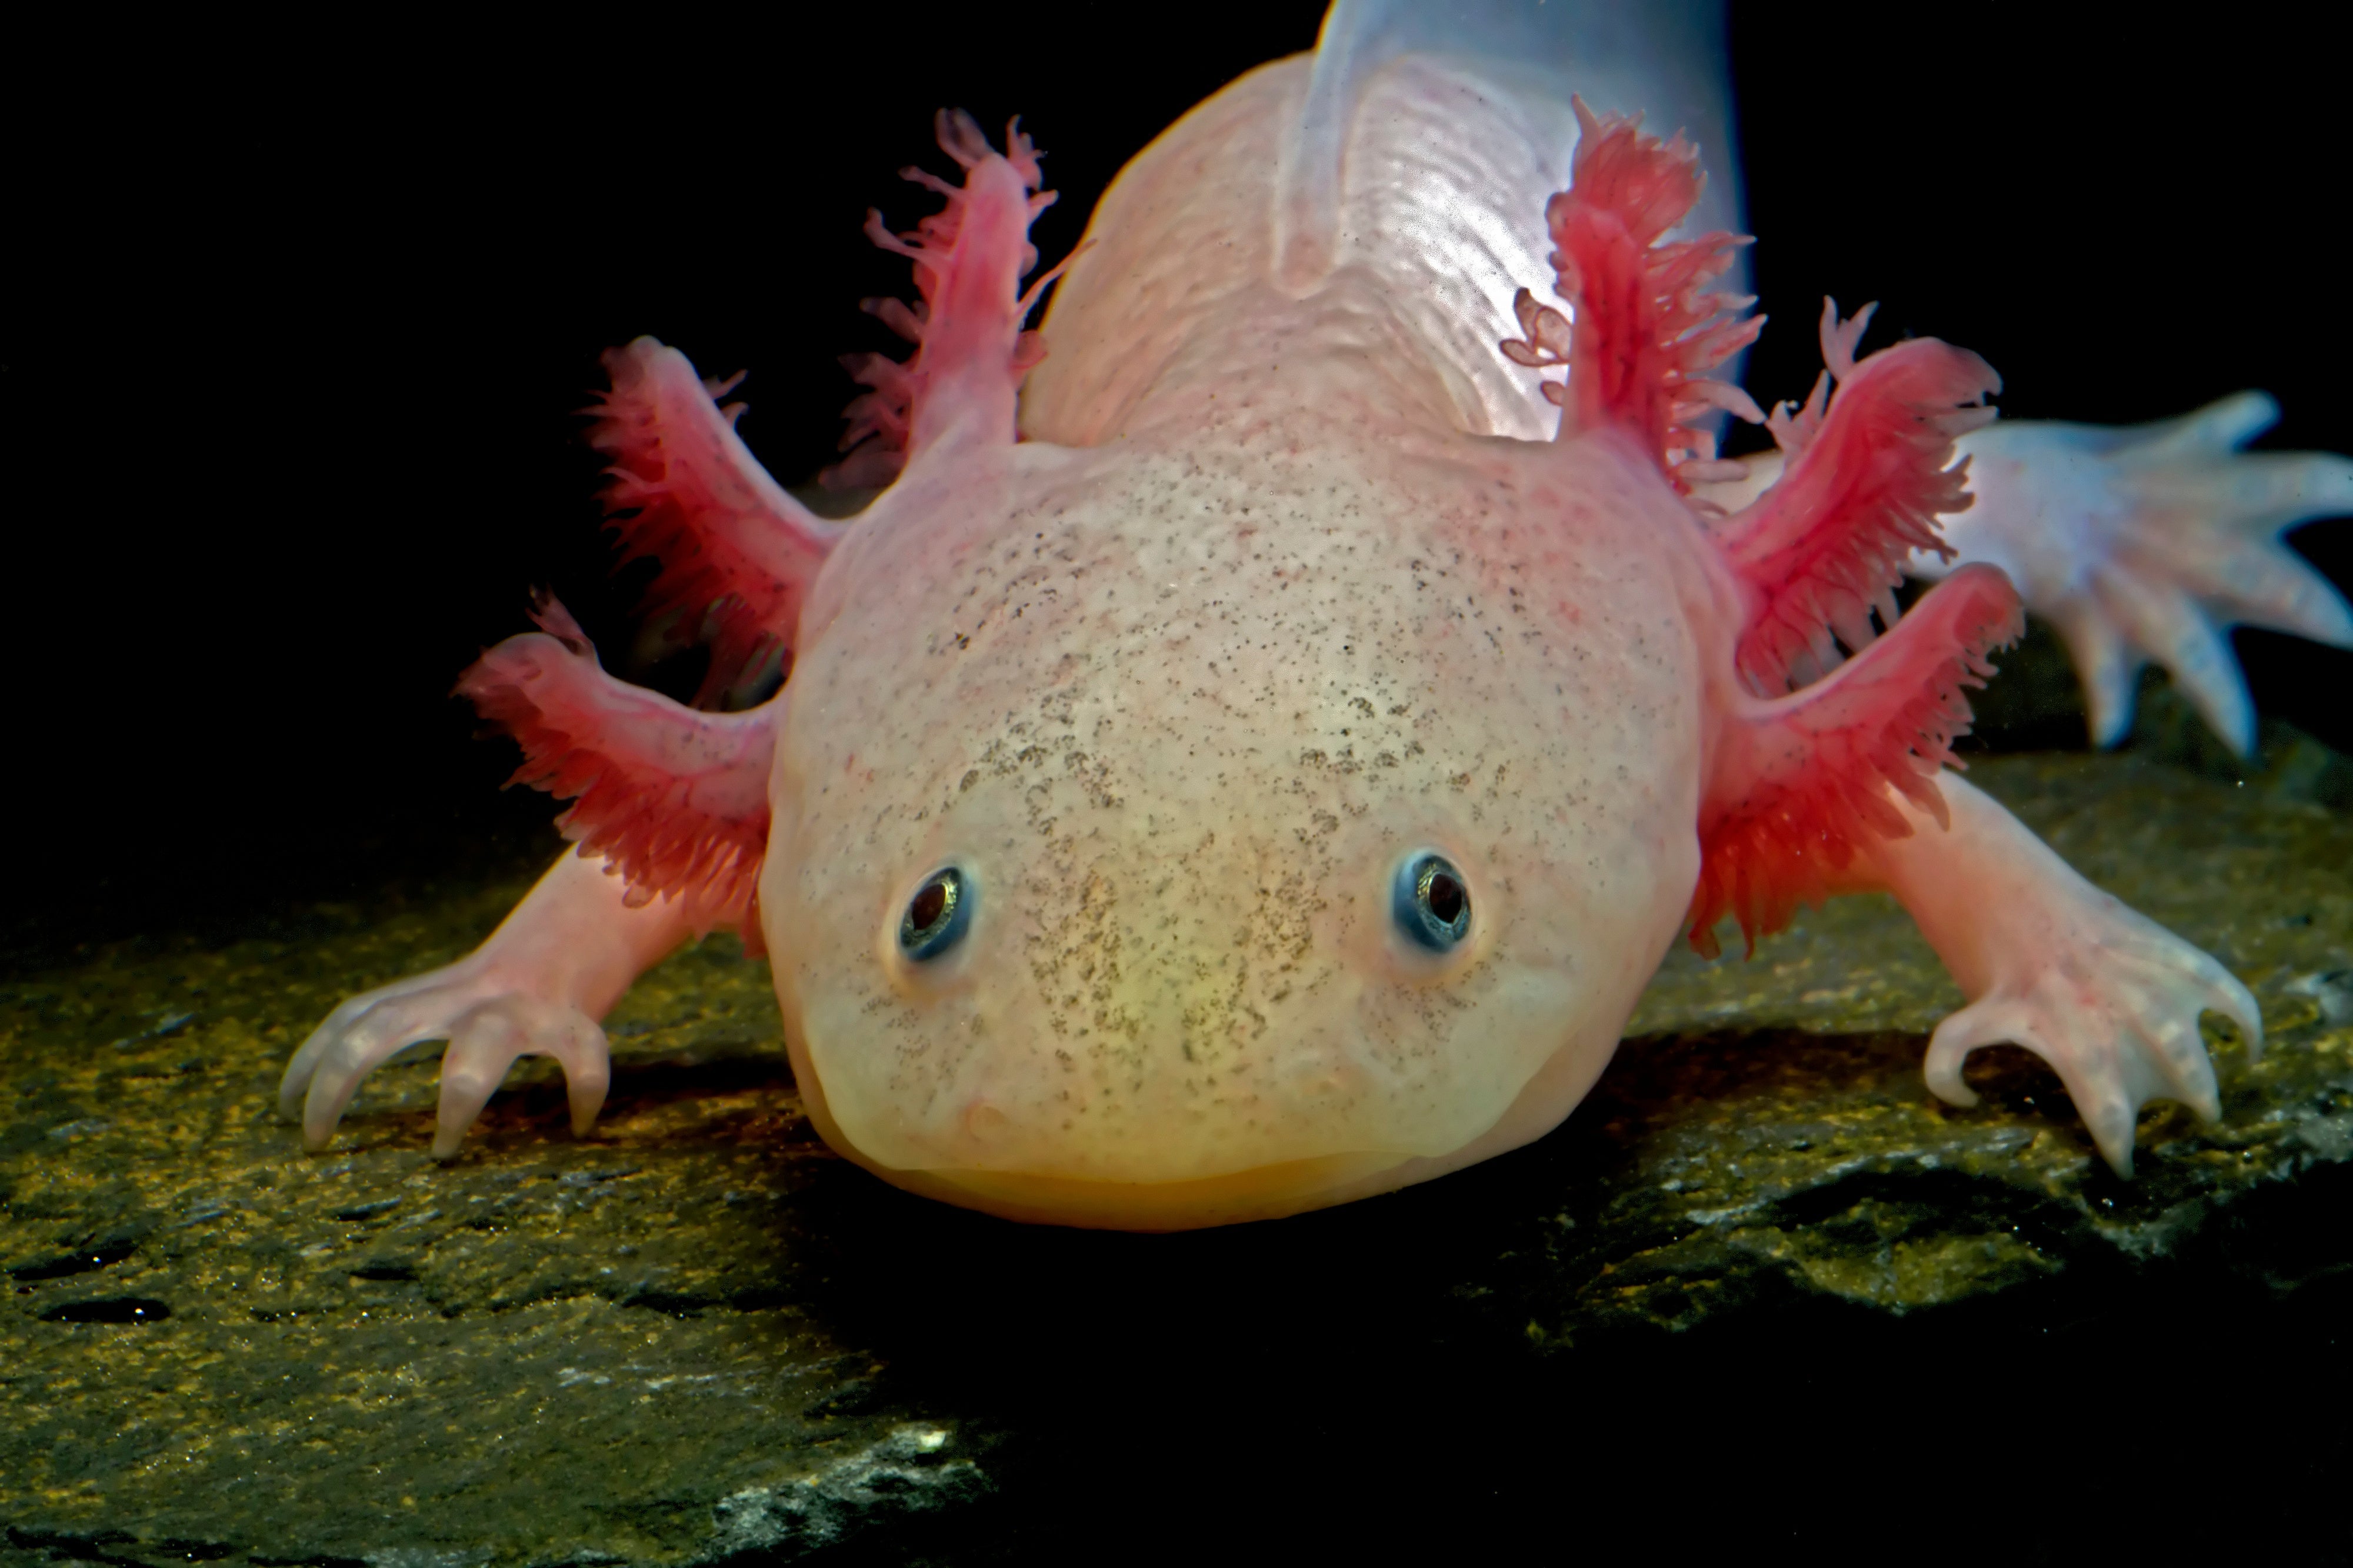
(1393, 853, 1471, 952)
(899, 867, 972, 960)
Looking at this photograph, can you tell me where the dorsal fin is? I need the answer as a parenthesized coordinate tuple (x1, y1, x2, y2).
(1275, 0, 1742, 302)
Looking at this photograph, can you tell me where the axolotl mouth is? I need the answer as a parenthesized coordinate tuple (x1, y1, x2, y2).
(766, 829, 1649, 1230)
(828, 1157, 1434, 1233)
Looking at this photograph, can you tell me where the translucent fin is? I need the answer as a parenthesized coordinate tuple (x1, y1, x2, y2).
(1275, 0, 1740, 297)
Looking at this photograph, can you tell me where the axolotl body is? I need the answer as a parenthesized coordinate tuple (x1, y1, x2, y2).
(282, 2, 2353, 1229)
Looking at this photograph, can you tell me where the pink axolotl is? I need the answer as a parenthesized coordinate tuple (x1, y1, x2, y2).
(281, 2, 2353, 1229)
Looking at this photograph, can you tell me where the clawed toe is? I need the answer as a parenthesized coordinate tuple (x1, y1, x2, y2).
(1924, 930, 2258, 1176)
(430, 996, 612, 1159)
(1940, 395, 2353, 755)
(280, 960, 614, 1156)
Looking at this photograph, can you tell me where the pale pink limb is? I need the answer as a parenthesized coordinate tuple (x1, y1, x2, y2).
(1863, 773, 2262, 1176)
(278, 849, 701, 1155)
(1918, 392, 2353, 753)
(586, 338, 844, 705)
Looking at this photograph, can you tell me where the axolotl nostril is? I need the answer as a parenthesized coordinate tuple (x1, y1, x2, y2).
(281, 2, 2353, 1230)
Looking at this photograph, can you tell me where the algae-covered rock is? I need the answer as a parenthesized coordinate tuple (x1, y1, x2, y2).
(0, 874, 995, 1565)
(2, 745, 2349, 1562)
(1517, 749, 2353, 1338)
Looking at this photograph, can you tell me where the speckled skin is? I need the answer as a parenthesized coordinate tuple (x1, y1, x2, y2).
(742, 58, 1717, 1225)
(773, 431, 1724, 1225)
(284, 16, 2325, 1229)
(755, 55, 1764, 1227)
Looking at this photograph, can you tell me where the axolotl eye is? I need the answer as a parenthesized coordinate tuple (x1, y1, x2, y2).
(898, 866, 973, 961)
(1393, 852, 1472, 953)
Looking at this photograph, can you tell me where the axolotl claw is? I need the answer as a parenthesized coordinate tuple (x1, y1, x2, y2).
(1901, 780, 2265, 1177)
(280, 851, 684, 1157)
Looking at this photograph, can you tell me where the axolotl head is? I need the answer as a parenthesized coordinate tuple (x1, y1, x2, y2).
(751, 42, 1728, 1229)
(759, 425, 1709, 1229)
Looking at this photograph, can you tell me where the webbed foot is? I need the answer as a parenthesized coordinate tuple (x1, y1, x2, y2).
(1919, 879, 2262, 1176)
(279, 849, 699, 1157)
(279, 957, 611, 1159)
(1936, 392, 2353, 753)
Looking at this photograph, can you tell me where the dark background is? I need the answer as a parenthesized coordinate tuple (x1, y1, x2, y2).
(12, 5, 2348, 948)
(8, 11, 2352, 1558)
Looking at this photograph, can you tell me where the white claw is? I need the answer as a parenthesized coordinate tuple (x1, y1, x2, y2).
(281, 959, 614, 1156)
(279, 984, 414, 1123)
(2148, 389, 2280, 457)
(432, 1015, 514, 1161)
(299, 986, 470, 1150)
(567, 1056, 612, 1138)
(1924, 998, 2017, 1108)
(2094, 571, 2254, 755)
(1924, 902, 2256, 1176)
(2048, 601, 2137, 749)
(431, 995, 612, 1159)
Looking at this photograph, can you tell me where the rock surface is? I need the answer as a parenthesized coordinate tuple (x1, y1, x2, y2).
(4, 740, 2351, 1563)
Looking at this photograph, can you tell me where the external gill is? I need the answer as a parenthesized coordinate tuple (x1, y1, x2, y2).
(824, 110, 1077, 489)
(1499, 96, 1764, 491)
(1716, 300, 2001, 696)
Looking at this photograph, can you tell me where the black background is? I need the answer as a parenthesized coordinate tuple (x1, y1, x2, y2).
(14, 6, 2349, 942)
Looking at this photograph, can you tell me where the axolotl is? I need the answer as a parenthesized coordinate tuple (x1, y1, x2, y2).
(281, 1, 2353, 1229)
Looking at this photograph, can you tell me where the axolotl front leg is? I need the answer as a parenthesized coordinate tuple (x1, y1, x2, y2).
(1690, 548, 2259, 1175)
(1528, 105, 2264, 1174)
(1859, 772, 2261, 1173)
(280, 848, 699, 1156)
(288, 114, 1061, 1158)
(284, 586, 786, 1155)
(285, 338, 826, 1154)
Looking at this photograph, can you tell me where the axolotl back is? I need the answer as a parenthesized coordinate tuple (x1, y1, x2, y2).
(282, 2, 2352, 1229)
